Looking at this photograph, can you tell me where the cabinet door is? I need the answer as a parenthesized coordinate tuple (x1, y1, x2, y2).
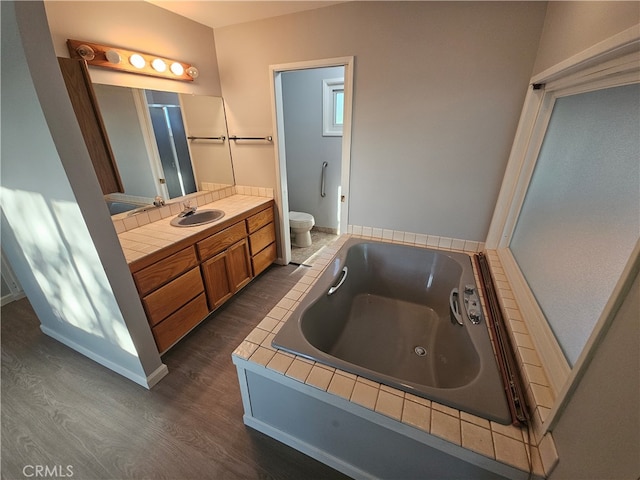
(201, 251, 233, 310)
(227, 239, 252, 292)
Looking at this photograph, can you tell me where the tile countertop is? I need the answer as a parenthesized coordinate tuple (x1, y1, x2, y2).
(234, 234, 559, 479)
(115, 194, 272, 264)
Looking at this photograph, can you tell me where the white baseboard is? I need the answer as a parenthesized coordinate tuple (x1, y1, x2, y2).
(40, 325, 163, 389)
(1, 291, 25, 307)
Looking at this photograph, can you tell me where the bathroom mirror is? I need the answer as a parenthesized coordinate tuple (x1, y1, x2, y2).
(92, 84, 235, 214)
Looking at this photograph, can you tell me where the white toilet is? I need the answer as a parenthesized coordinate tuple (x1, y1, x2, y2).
(289, 211, 315, 247)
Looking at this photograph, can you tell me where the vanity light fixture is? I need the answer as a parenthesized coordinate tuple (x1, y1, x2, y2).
(67, 39, 197, 82)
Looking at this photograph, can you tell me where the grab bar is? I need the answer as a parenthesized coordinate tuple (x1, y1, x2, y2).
(321, 161, 328, 197)
(449, 288, 464, 326)
(328, 266, 348, 295)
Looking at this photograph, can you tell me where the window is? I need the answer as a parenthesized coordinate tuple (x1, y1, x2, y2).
(323, 78, 344, 136)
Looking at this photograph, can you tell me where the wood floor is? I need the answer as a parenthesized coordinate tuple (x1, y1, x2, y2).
(1, 264, 350, 480)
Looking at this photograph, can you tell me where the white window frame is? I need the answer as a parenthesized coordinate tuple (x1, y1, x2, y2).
(485, 25, 640, 433)
(322, 78, 344, 137)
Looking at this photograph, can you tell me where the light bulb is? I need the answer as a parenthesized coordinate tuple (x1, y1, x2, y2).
(105, 50, 121, 64)
(186, 66, 199, 79)
(151, 58, 167, 72)
(170, 62, 184, 76)
(129, 54, 145, 69)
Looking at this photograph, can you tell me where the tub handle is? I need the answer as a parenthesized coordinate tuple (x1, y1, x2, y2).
(328, 266, 348, 295)
(449, 288, 464, 326)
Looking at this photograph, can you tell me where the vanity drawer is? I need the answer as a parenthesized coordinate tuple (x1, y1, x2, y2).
(246, 207, 274, 233)
(152, 293, 209, 353)
(249, 222, 276, 256)
(133, 246, 198, 296)
(142, 267, 204, 327)
(197, 221, 247, 261)
(252, 242, 277, 277)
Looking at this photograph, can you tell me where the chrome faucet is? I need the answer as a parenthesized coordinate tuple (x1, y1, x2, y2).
(153, 196, 165, 207)
(178, 200, 197, 217)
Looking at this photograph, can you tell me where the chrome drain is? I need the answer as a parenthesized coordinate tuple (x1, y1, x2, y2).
(414, 346, 427, 357)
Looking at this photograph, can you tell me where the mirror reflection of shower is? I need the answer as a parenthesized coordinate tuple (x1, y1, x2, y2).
(145, 90, 197, 199)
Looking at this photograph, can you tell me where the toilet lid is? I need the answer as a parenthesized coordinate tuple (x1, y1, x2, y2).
(289, 211, 314, 222)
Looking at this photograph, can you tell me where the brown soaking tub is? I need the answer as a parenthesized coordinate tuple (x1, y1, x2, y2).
(273, 238, 512, 424)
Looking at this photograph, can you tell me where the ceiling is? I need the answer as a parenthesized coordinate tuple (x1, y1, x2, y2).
(147, 1, 346, 29)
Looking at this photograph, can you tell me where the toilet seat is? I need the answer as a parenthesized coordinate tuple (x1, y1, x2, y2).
(289, 211, 315, 228)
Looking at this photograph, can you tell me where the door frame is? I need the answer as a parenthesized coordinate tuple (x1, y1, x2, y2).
(269, 56, 354, 265)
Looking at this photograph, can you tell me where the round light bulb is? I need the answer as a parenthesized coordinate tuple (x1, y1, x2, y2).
(186, 66, 199, 79)
(105, 50, 121, 64)
(151, 58, 167, 72)
(76, 44, 95, 61)
(170, 62, 184, 76)
(129, 54, 145, 69)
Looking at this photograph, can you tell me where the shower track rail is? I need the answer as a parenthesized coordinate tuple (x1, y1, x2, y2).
(475, 253, 530, 426)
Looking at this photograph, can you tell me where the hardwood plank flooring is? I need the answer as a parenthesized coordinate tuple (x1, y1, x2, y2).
(1, 264, 351, 480)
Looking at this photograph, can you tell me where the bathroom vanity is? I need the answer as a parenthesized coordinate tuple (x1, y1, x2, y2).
(120, 196, 276, 353)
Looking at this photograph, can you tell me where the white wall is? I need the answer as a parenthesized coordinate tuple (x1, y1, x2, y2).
(214, 2, 547, 241)
(1, 1, 164, 387)
(44, 1, 221, 96)
(282, 67, 343, 230)
(532, 1, 640, 76)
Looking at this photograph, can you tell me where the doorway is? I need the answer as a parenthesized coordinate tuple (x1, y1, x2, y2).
(270, 57, 354, 265)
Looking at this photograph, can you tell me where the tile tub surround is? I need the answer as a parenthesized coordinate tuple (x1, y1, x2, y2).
(234, 234, 559, 478)
(114, 194, 273, 263)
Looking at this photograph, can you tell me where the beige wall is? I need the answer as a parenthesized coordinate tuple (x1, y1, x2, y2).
(214, 2, 547, 241)
(532, 1, 640, 75)
(44, 1, 221, 96)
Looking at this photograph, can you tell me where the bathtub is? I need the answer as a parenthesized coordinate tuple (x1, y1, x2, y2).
(273, 238, 511, 424)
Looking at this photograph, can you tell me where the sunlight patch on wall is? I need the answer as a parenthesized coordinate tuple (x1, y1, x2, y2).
(1, 186, 138, 356)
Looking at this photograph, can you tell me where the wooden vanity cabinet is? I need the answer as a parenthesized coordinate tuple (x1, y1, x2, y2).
(247, 207, 277, 276)
(130, 202, 276, 353)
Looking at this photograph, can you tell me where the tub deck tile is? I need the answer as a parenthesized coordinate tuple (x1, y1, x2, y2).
(327, 373, 356, 400)
(431, 401, 460, 418)
(266, 352, 295, 374)
(431, 409, 461, 446)
(306, 365, 334, 391)
(250, 346, 276, 366)
(350, 380, 378, 410)
(462, 420, 495, 458)
(285, 358, 313, 382)
(492, 432, 531, 472)
(401, 398, 431, 432)
(375, 390, 404, 421)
